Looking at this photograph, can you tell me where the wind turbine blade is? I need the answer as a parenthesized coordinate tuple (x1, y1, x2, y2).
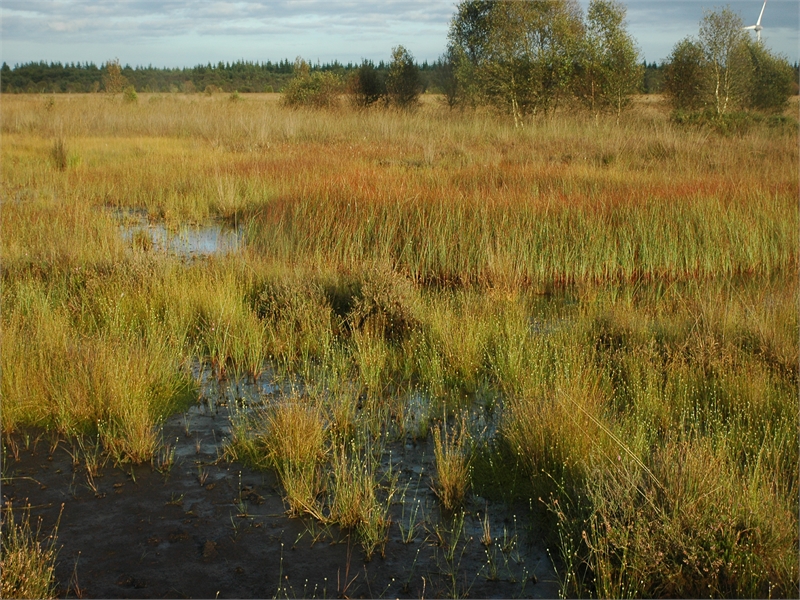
(757, 0, 767, 26)
(743, 25, 756, 30)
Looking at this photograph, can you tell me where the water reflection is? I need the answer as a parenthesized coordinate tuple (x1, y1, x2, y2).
(116, 210, 242, 257)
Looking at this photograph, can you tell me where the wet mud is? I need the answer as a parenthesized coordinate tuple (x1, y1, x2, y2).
(3, 372, 560, 599)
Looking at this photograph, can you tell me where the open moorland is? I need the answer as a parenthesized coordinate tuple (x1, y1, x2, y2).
(1, 93, 798, 598)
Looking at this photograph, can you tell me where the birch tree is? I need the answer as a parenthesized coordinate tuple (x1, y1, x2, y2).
(579, 0, 642, 119)
(446, 0, 493, 107)
(448, 0, 583, 126)
(698, 7, 750, 115)
(103, 58, 128, 94)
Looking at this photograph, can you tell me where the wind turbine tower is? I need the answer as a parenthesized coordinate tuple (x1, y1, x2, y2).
(743, 0, 767, 42)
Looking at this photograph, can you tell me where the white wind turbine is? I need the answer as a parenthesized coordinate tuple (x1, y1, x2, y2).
(743, 0, 767, 42)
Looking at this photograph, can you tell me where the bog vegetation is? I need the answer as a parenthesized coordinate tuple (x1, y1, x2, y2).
(2, 1, 798, 598)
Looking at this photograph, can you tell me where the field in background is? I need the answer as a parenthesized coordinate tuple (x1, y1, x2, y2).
(2, 93, 798, 597)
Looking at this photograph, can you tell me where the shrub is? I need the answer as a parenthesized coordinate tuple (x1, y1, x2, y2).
(746, 41, 794, 113)
(282, 58, 342, 109)
(122, 85, 138, 103)
(433, 51, 460, 108)
(348, 268, 420, 341)
(348, 60, 386, 108)
(252, 276, 333, 362)
(671, 108, 760, 136)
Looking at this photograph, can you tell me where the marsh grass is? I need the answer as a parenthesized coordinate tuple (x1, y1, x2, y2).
(433, 414, 471, 512)
(50, 138, 67, 171)
(0, 502, 62, 600)
(581, 439, 797, 598)
(329, 440, 392, 559)
(520, 280, 800, 598)
(1, 281, 193, 463)
(1, 94, 797, 595)
(263, 399, 327, 519)
(4, 96, 795, 282)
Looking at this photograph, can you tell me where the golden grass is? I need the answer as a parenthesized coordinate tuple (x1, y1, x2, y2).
(1, 93, 797, 596)
(4, 94, 795, 287)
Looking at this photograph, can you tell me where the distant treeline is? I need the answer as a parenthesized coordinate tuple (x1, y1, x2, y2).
(1, 59, 669, 94)
(0, 59, 442, 94)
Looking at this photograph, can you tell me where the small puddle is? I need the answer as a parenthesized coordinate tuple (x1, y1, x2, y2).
(114, 209, 243, 257)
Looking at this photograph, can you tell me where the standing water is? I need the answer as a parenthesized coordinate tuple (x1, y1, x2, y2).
(115, 209, 243, 257)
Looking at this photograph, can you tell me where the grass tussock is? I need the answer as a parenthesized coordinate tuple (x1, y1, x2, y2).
(329, 441, 391, 560)
(263, 400, 327, 519)
(50, 138, 67, 171)
(229, 396, 393, 558)
(433, 414, 471, 512)
(0, 503, 61, 600)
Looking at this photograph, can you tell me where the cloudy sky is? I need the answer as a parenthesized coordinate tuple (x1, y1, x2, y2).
(2, 1, 797, 68)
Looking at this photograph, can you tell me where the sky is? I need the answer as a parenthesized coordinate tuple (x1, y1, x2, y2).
(1, 1, 798, 69)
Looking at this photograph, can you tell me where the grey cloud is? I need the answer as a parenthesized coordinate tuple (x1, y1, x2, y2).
(2, 1, 442, 67)
(3, 0, 453, 39)
(3, 0, 796, 67)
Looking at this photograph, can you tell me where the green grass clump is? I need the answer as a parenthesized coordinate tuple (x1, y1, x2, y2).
(328, 441, 391, 560)
(433, 415, 471, 512)
(504, 279, 798, 598)
(262, 400, 328, 519)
